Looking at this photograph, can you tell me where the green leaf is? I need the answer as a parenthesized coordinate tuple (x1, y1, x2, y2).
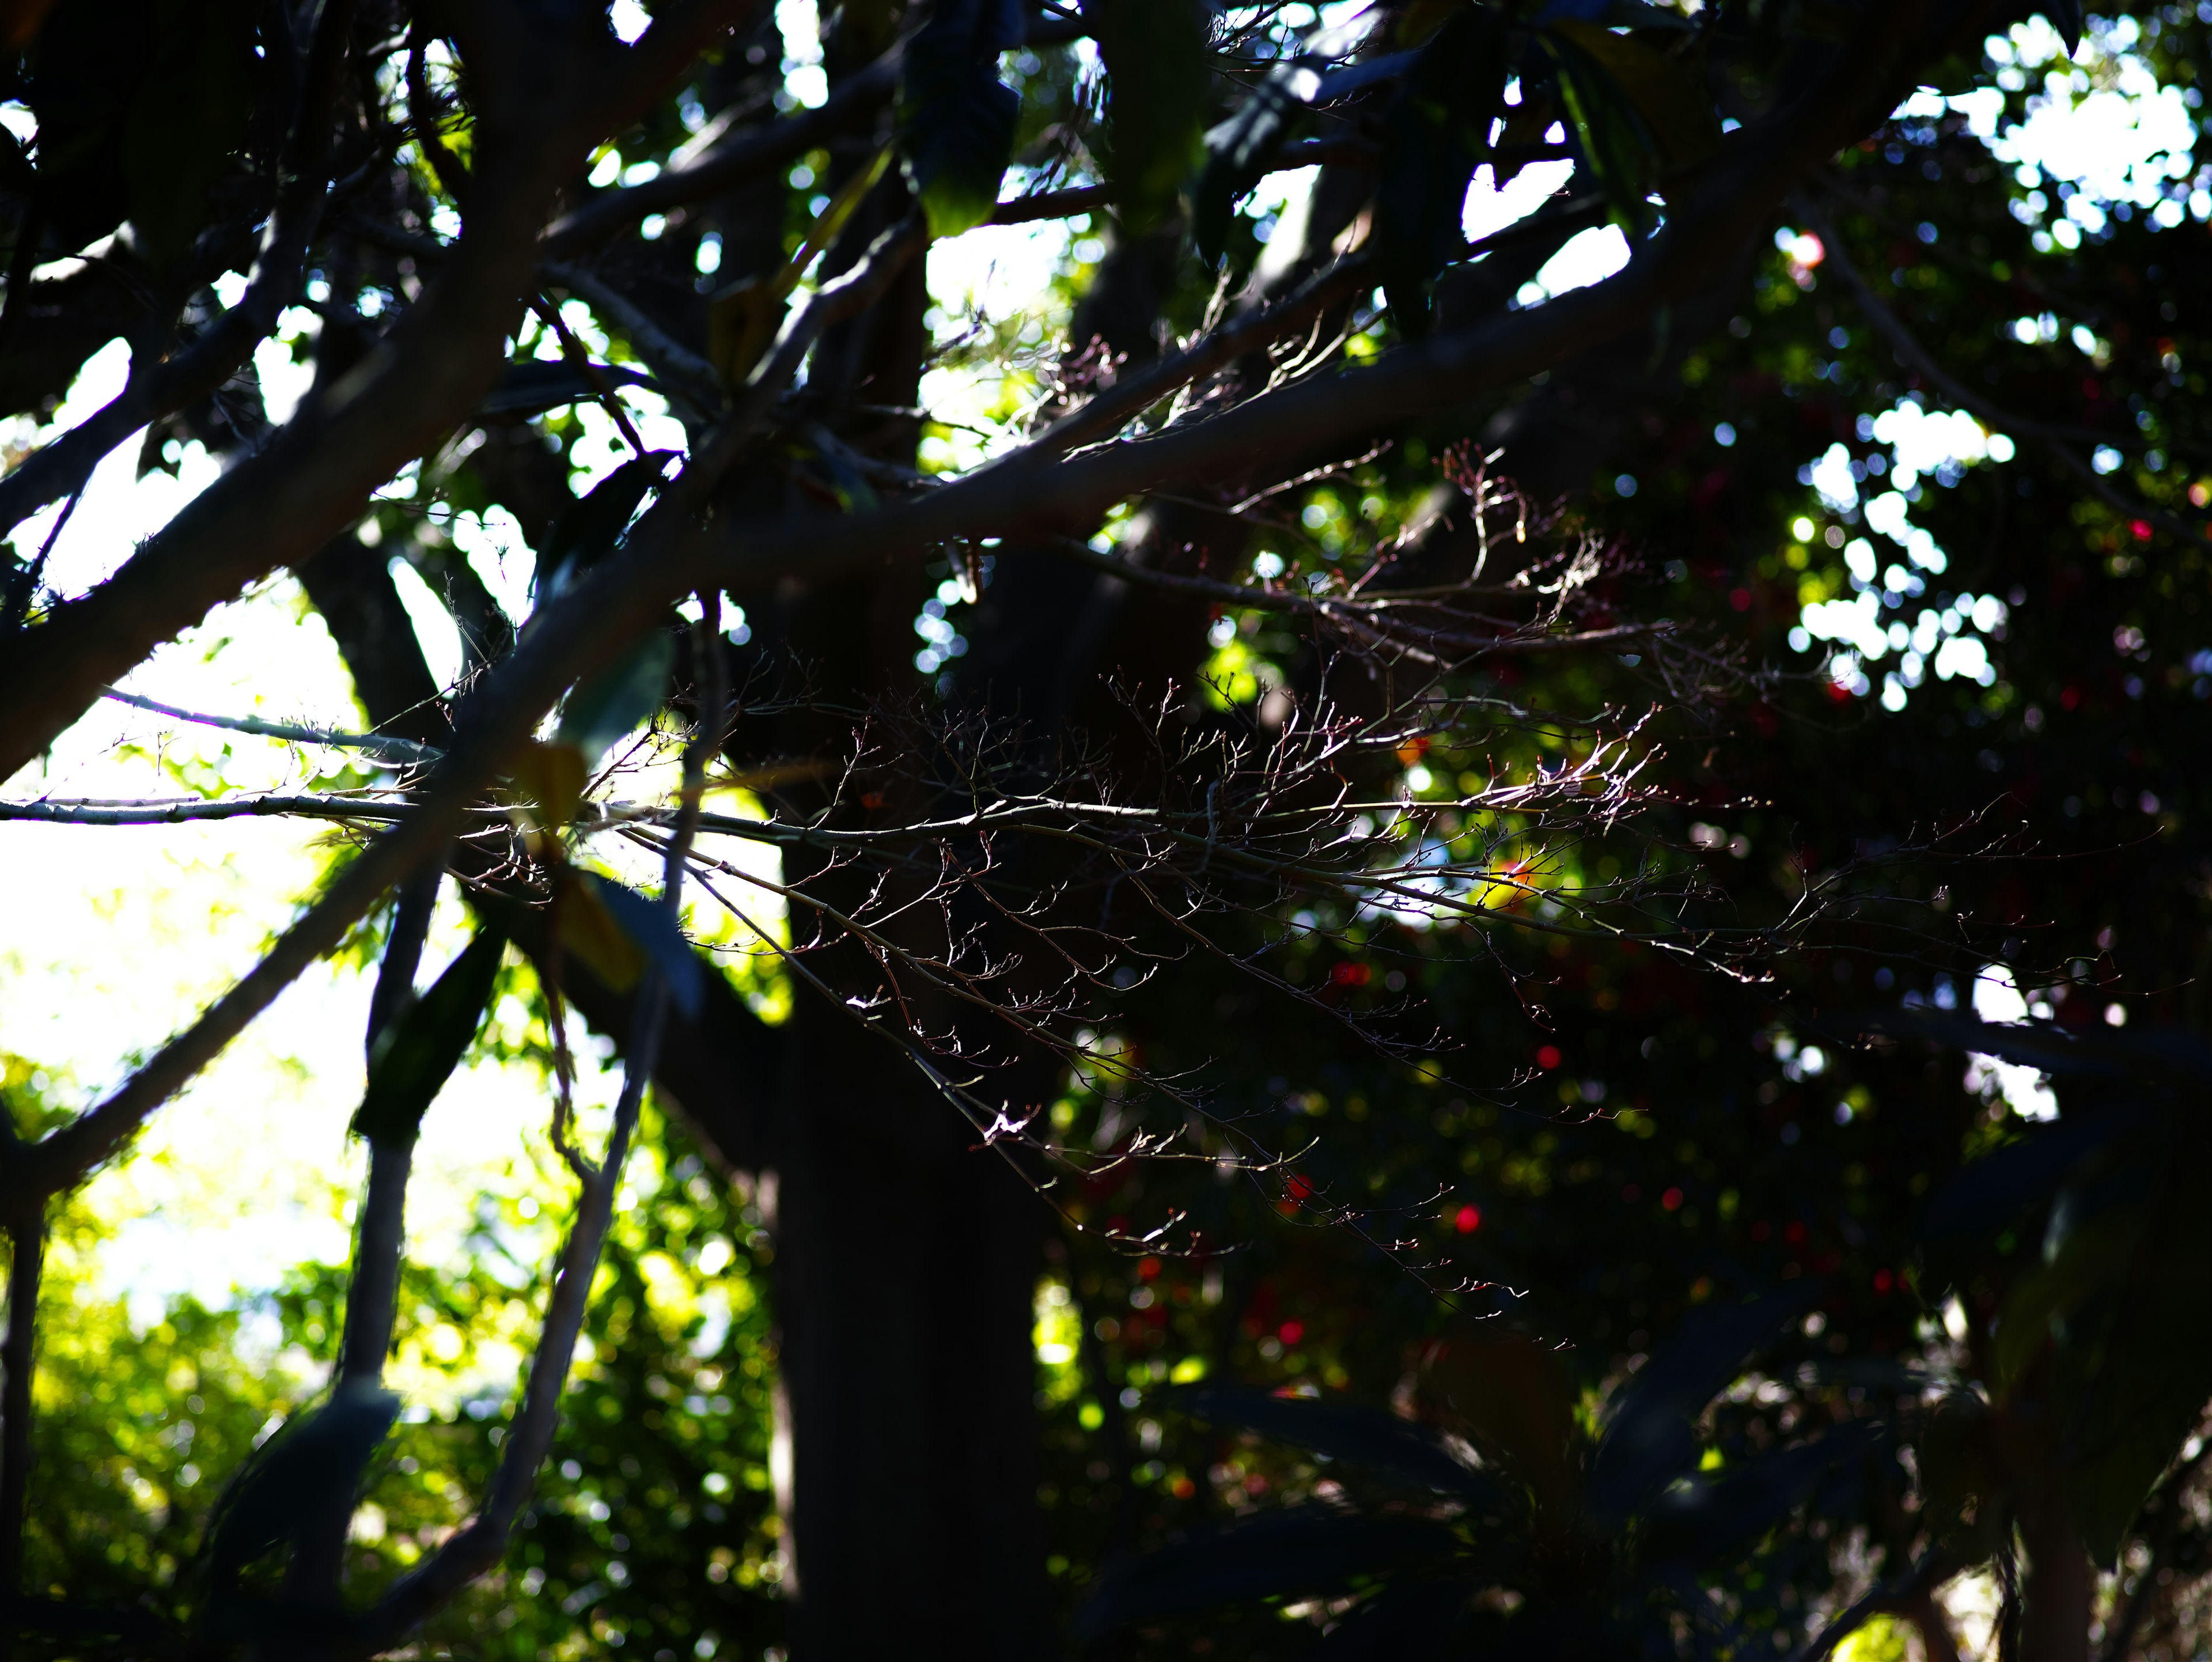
(1086, 0, 1211, 233)
(897, 0, 1025, 238)
(1641, 1421, 1880, 1565)
(579, 872, 706, 1020)
(1543, 21, 1717, 238)
(352, 928, 506, 1146)
(478, 361, 661, 420)
(507, 739, 590, 832)
(1373, 6, 1507, 331)
(1589, 1290, 1807, 1523)
(556, 630, 675, 767)
(203, 1380, 400, 1578)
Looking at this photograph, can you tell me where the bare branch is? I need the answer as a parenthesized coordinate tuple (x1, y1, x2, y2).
(99, 687, 444, 764)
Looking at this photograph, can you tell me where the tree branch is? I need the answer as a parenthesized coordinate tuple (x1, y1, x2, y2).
(0, 3, 1932, 1210)
(1043, 536, 1673, 656)
(544, 46, 903, 258)
(346, 596, 724, 1659)
(100, 687, 443, 764)
(1789, 1550, 1950, 1662)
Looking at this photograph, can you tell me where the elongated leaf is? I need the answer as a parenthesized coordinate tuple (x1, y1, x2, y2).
(203, 1380, 400, 1578)
(1548, 21, 1717, 165)
(560, 872, 646, 993)
(1588, 1290, 1806, 1523)
(1918, 1114, 2129, 1247)
(352, 928, 506, 1146)
(478, 361, 660, 419)
(1420, 1329, 1582, 1516)
(899, 0, 1025, 238)
(1641, 1421, 1880, 1566)
(2060, 1245, 2212, 1562)
(508, 738, 589, 832)
(1173, 1384, 1498, 1503)
(1086, 0, 1211, 232)
(581, 872, 706, 1019)
(1859, 1009, 2212, 1081)
(1314, 48, 1421, 101)
(539, 450, 677, 599)
(1074, 1508, 1460, 1638)
(1374, 6, 1507, 330)
(1543, 21, 1714, 238)
(556, 631, 675, 767)
(2046, 0, 2084, 56)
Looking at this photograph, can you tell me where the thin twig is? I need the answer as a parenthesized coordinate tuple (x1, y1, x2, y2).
(100, 687, 442, 764)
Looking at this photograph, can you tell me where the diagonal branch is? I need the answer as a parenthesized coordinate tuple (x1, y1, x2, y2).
(346, 596, 725, 1659)
(0, 6, 768, 786)
(545, 45, 903, 258)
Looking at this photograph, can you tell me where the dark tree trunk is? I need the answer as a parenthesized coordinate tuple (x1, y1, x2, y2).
(770, 995, 1051, 1656)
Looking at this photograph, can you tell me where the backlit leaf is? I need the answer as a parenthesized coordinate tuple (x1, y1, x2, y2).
(556, 631, 675, 767)
(1086, 0, 1211, 233)
(1374, 6, 1507, 330)
(508, 738, 589, 832)
(898, 0, 1024, 238)
(578, 872, 707, 1020)
(352, 927, 506, 1146)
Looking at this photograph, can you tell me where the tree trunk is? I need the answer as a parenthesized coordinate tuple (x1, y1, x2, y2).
(2020, 1502, 2092, 1662)
(770, 994, 1050, 1656)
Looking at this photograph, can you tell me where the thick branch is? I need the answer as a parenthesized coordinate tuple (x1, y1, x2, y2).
(0, 7, 1926, 1211)
(0, 2, 768, 785)
(0, 180, 921, 1212)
